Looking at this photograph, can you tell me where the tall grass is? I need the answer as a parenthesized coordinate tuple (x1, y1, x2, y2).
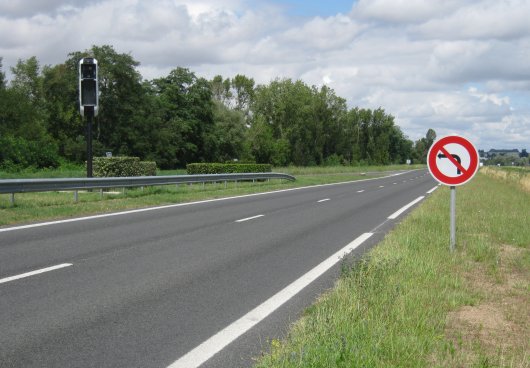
(481, 166, 530, 193)
(255, 172, 529, 367)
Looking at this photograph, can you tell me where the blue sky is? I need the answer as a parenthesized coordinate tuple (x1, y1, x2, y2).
(273, 0, 355, 17)
(0, 0, 529, 150)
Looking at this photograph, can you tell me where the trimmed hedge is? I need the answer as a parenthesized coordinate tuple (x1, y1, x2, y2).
(92, 157, 157, 177)
(186, 163, 272, 175)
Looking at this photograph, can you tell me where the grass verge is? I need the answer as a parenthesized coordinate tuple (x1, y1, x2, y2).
(255, 171, 529, 367)
(0, 165, 418, 227)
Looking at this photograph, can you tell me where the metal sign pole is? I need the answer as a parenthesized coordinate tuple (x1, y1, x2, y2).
(450, 185, 456, 251)
(85, 106, 94, 178)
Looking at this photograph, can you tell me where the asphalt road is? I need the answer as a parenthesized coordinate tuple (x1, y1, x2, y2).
(0, 170, 438, 367)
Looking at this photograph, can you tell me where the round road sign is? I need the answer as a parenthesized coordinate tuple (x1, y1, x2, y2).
(427, 135, 479, 186)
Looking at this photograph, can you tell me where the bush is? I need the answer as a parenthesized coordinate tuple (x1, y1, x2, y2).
(92, 157, 157, 177)
(139, 161, 157, 176)
(186, 163, 272, 175)
(0, 135, 60, 171)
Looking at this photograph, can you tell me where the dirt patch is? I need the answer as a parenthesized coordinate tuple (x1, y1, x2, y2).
(442, 245, 530, 367)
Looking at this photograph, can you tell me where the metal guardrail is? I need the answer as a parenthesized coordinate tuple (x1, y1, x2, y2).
(0, 172, 296, 205)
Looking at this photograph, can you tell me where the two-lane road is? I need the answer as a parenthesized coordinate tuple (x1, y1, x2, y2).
(0, 170, 437, 367)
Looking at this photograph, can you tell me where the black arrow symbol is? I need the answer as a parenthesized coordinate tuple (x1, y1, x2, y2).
(438, 153, 462, 175)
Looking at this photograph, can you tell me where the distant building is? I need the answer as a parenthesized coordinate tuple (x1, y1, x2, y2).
(481, 149, 521, 160)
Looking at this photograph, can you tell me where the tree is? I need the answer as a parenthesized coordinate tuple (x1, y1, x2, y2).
(210, 75, 232, 105)
(209, 101, 247, 162)
(0, 57, 6, 89)
(152, 67, 215, 167)
(413, 129, 437, 163)
(0, 56, 59, 170)
(42, 62, 84, 161)
(10, 56, 43, 104)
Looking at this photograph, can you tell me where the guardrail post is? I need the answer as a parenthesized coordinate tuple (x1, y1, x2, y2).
(74, 191, 79, 203)
(10, 193, 15, 207)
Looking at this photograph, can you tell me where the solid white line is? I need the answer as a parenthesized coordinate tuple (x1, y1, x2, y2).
(235, 214, 264, 223)
(388, 196, 425, 220)
(0, 171, 419, 234)
(167, 232, 374, 368)
(357, 190, 365, 193)
(426, 186, 439, 194)
(317, 198, 330, 203)
(0, 263, 72, 285)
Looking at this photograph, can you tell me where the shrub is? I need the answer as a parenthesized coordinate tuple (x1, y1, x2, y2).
(139, 161, 157, 176)
(0, 135, 60, 171)
(92, 157, 157, 177)
(186, 163, 272, 175)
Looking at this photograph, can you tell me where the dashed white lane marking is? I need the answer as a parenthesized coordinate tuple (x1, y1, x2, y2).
(379, 185, 385, 188)
(388, 197, 425, 220)
(317, 198, 330, 203)
(0, 263, 73, 285)
(426, 186, 439, 194)
(235, 214, 265, 223)
(357, 190, 365, 193)
(0, 171, 417, 234)
(167, 232, 374, 368)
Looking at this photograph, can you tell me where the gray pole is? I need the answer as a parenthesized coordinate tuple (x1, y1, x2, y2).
(450, 185, 456, 251)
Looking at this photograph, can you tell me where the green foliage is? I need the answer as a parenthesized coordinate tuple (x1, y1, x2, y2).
(0, 46, 432, 172)
(186, 163, 272, 175)
(412, 128, 436, 163)
(139, 161, 157, 176)
(92, 156, 157, 177)
(0, 57, 6, 89)
(0, 135, 60, 171)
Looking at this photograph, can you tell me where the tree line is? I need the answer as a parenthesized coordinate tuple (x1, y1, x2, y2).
(0, 45, 435, 171)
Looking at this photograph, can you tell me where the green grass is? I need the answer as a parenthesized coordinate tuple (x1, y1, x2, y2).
(0, 165, 419, 227)
(255, 172, 530, 367)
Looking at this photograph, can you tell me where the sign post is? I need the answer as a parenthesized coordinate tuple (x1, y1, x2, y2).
(427, 135, 479, 251)
(79, 58, 99, 178)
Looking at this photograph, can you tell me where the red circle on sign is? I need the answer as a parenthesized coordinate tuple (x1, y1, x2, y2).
(427, 135, 479, 186)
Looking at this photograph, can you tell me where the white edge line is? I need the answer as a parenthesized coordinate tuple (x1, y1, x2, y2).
(0, 171, 419, 234)
(167, 232, 374, 368)
(388, 196, 425, 220)
(235, 214, 264, 223)
(0, 263, 72, 285)
(426, 186, 439, 194)
(317, 198, 330, 203)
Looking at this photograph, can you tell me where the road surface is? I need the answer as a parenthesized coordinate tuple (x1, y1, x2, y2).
(0, 170, 437, 367)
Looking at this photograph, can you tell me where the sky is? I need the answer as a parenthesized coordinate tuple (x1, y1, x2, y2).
(1, 0, 529, 150)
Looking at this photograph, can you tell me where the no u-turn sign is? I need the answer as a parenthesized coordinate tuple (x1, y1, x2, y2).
(427, 135, 479, 186)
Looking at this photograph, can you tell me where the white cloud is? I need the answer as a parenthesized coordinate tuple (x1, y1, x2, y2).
(0, 0, 529, 150)
(352, 0, 463, 24)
